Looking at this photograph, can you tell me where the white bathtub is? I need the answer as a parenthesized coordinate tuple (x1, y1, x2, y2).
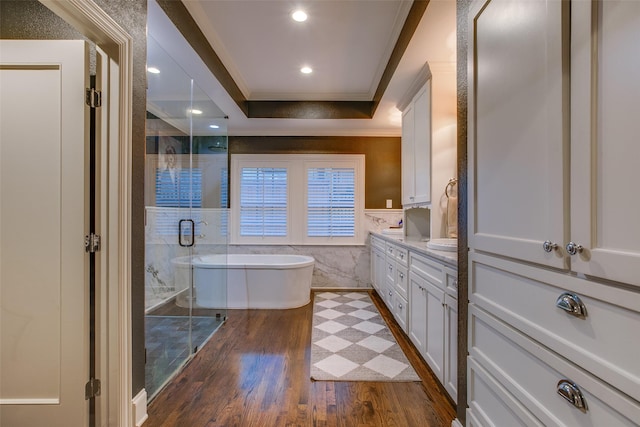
(173, 254, 314, 309)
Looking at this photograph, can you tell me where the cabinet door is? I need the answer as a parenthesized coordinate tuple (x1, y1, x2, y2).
(409, 272, 427, 354)
(469, 0, 567, 269)
(412, 83, 431, 205)
(373, 250, 386, 292)
(424, 279, 445, 381)
(401, 103, 415, 206)
(444, 293, 458, 401)
(570, 1, 640, 286)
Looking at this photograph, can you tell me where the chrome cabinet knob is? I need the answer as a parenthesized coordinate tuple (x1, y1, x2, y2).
(556, 292, 587, 318)
(557, 380, 588, 412)
(400, 253, 405, 259)
(398, 303, 403, 309)
(399, 272, 404, 279)
(566, 242, 583, 256)
(389, 290, 393, 297)
(543, 240, 558, 253)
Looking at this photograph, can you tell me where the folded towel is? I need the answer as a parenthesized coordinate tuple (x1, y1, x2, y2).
(447, 195, 458, 238)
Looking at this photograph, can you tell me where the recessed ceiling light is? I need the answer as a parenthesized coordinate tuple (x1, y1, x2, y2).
(300, 66, 313, 74)
(292, 10, 307, 22)
(189, 109, 203, 115)
(209, 124, 220, 129)
(147, 67, 160, 74)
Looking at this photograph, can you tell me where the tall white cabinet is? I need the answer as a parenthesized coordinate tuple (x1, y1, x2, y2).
(400, 69, 432, 208)
(468, 0, 640, 425)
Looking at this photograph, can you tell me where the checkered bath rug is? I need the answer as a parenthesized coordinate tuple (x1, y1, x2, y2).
(310, 291, 420, 382)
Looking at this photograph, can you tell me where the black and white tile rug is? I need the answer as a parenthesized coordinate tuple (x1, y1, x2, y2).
(310, 291, 420, 382)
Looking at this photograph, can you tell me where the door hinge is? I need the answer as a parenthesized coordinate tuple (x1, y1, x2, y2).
(84, 233, 101, 253)
(85, 378, 101, 400)
(85, 88, 102, 108)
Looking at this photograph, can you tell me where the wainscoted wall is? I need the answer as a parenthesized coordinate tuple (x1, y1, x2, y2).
(228, 210, 404, 290)
(145, 208, 403, 310)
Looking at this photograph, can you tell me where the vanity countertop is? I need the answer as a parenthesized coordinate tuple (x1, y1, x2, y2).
(370, 231, 458, 268)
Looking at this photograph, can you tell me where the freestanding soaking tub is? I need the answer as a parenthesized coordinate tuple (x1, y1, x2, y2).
(173, 254, 315, 309)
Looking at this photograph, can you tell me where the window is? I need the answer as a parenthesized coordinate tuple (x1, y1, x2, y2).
(307, 167, 355, 237)
(231, 154, 364, 245)
(239, 167, 288, 237)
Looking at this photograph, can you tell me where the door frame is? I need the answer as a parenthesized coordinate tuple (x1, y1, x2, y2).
(39, 1, 134, 425)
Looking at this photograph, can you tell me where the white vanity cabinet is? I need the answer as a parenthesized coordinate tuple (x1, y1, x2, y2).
(468, 0, 640, 424)
(401, 77, 431, 207)
(370, 233, 458, 401)
(409, 251, 457, 401)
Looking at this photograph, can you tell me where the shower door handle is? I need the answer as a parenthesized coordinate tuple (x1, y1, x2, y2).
(178, 219, 195, 247)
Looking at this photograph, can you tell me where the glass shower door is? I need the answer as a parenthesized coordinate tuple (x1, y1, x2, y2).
(144, 34, 228, 401)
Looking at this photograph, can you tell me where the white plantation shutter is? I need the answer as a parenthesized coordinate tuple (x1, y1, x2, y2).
(307, 167, 355, 237)
(239, 167, 287, 237)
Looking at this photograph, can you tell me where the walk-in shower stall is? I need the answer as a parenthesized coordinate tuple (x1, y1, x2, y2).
(144, 10, 228, 400)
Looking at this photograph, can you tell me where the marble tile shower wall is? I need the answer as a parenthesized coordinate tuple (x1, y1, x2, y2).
(145, 208, 403, 310)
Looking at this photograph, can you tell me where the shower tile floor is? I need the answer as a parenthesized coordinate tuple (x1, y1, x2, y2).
(145, 314, 225, 400)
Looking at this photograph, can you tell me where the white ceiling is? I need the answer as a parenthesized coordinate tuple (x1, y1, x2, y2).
(147, 0, 457, 137)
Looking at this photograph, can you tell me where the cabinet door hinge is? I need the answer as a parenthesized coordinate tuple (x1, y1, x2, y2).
(85, 88, 102, 108)
(84, 233, 101, 253)
(85, 378, 101, 400)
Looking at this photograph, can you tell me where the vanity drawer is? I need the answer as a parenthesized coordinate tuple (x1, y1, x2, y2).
(468, 357, 543, 427)
(395, 246, 409, 267)
(395, 265, 408, 300)
(470, 252, 640, 400)
(470, 305, 640, 426)
(371, 235, 385, 251)
(385, 258, 396, 284)
(409, 252, 444, 288)
(385, 242, 398, 259)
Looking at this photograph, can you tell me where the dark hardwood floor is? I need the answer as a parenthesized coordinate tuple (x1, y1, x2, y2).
(145, 290, 456, 427)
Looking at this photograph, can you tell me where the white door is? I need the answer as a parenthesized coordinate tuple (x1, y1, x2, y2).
(1, 40, 90, 426)
(468, 0, 567, 269)
(423, 279, 444, 382)
(412, 82, 431, 205)
(570, 0, 640, 286)
(401, 103, 415, 206)
(408, 273, 427, 354)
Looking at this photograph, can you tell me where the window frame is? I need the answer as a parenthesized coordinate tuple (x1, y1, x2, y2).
(230, 154, 365, 245)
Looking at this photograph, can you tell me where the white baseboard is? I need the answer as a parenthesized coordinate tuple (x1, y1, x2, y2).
(132, 389, 148, 427)
(451, 418, 463, 427)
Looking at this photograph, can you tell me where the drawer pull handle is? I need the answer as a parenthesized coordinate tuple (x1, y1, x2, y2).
(398, 303, 403, 309)
(556, 380, 588, 412)
(399, 272, 404, 279)
(543, 240, 558, 253)
(556, 293, 587, 318)
(389, 291, 393, 297)
(400, 253, 405, 259)
(566, 241, 583, 256)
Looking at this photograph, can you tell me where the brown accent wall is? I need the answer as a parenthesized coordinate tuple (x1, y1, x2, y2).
(230, 136, 401, 210)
